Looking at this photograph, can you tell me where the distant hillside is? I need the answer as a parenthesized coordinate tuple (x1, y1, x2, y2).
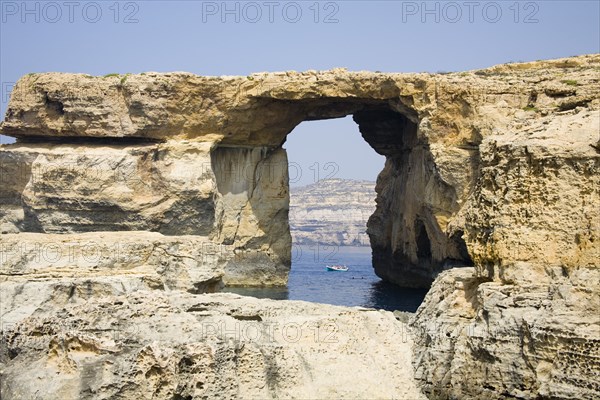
(289, 179, 376, 247)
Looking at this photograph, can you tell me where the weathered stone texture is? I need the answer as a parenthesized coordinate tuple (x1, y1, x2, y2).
(411, 267, 600, 399)
(1, 291, 425, 400)
(1, 55, 599, 399)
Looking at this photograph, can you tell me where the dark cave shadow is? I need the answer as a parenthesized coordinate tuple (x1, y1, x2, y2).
(365, 280, 429, 313)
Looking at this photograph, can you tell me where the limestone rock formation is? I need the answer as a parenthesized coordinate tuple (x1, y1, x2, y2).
(0, 291, 425, 400)
(411, 267, 600, 399)
(289, 179, 375, 247)
(1, 55, 599, 399)
(0, 141, 291, 287)
(0, 232, 226, 321)
(4, 58, 599, 288)
(0, 141, 217, 235)
(410, 102, 600, 398)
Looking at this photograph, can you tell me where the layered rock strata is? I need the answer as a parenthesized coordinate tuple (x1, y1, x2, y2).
(411, 267, 600, 399)
(0, 141, 290, 287)
(1, 55, 599, 398)
(289, 179, 375, 247)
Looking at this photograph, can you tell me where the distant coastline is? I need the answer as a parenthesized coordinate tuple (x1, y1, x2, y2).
(289, 178, 376, 247)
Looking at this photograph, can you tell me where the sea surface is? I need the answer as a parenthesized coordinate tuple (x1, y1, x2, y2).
(223, 246, 428, 312)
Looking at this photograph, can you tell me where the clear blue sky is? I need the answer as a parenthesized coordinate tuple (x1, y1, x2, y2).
(1, 1, 599, 184)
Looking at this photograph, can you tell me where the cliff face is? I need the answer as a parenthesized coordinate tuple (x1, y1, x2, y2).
(410, 105, 600, 398)
(289, 179, 375, 247)
(0, 141, 290, 287)
(1, 55, 599, 399)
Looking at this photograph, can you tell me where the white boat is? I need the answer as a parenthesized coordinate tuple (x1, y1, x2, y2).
(326, 265, 349, 272)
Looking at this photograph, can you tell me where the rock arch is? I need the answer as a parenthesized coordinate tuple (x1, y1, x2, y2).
(1, 56, 599, 398)
(0, 72, 477, 288)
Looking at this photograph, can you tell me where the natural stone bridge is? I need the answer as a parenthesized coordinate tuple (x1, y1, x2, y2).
(0, 66, 482, 288)
(1, 55, 598, 398)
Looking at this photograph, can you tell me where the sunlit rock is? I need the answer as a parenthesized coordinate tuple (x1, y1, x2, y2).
(1, 55, 599, 398)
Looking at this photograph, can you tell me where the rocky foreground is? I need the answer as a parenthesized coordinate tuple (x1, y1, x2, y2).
(1, 292, 424, 399)
(289, 179, 375, 247)
(0, 55, 599, 399)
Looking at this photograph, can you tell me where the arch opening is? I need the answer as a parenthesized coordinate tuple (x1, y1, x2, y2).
(278, 112, 441, 311)
(216, 97, 473, 301)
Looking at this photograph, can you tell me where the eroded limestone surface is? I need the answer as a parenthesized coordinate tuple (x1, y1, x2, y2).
(411, 267, 600, 399)
(3, 56, 598, 288)
(1, 55, 599, 398)
(1, 292, 425, 400)
(1, 141, 291, 287)
(409, 103, 600, 398)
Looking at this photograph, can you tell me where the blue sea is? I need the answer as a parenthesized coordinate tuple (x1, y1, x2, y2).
(223, 246, 428, 312)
